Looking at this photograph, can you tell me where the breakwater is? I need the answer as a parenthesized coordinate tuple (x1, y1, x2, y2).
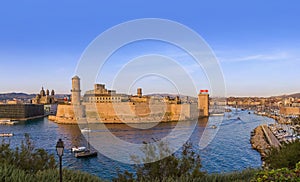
(250, 124, 281, 163)
(250, 125, 270, 158)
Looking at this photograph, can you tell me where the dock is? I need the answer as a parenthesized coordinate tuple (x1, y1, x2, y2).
(261, 124, 281, 148)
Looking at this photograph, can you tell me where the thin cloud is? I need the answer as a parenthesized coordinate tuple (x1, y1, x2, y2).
(219, 52, 292, 63)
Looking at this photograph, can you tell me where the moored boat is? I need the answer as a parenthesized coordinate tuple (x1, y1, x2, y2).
(71, 146, 86, 153)
(80, 128, 91, 132)
(0, 133, 13, 137)
(211, 125, 217, 129)
(210, 113, 225, 116)
(75, 150, 97, 158)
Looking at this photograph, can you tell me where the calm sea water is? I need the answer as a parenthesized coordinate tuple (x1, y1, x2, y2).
(0, 109, 274, 180)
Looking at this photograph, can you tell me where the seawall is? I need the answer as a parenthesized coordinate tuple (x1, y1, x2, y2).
(250, 125, 270, 159)
(250, 124, 281, 166)
(49, 102, 199, 124)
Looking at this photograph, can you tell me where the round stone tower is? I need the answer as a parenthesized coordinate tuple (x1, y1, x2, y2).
(137, 88, 142, 97)
(71, 76, 81, 105)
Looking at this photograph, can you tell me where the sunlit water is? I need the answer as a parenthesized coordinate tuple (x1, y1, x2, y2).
(0, 109, 274, 180)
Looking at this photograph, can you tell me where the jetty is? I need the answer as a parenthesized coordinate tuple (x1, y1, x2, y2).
(261, 124, 281, 148)
(251, 124, 282, 160)
(250, 125, 270, 158)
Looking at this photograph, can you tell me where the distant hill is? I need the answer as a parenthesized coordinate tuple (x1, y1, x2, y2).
(287, 93, 300, 98)
(146, 93, 196, 99)
(281, 93, 300, 98)
(0, 92, 67, 101)
(0, 93, 35, 101)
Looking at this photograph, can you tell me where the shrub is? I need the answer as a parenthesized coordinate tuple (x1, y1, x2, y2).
(253, 162, 300, 182)
(264, 140, 300, 169)
(0, 133, 56, 173)
(0, 164, 104, 182)
(114, 140, 204, 182)
(0, 134, 103, 181)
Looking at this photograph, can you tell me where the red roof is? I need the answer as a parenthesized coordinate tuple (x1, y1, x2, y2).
(200, 90, 209, 93)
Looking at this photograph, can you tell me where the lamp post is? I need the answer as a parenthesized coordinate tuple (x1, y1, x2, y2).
(56, 139, 64, 182)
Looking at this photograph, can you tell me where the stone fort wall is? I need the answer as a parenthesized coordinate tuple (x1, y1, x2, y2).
(49, 102, 198, 124)
(279, 106, 300, 116)
(0, 104, 44, 119)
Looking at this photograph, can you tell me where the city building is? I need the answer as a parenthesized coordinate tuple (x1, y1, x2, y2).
(83, 83, 129, 103)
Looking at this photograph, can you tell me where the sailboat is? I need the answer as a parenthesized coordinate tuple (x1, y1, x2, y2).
(75, 149, 97, 158)
(75, 127, 97, 158)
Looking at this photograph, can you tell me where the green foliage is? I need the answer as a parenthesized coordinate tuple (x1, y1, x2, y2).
(264, 140, 300, 169)
(114, 141, 204, 182)
(115, 168, 258, 182)
(0, 133, 56, 173)
(0, 164, 104, 182)
(200, 169, 258, 182)
(253, 162, 300, 182)
(0, 134, 103, 181)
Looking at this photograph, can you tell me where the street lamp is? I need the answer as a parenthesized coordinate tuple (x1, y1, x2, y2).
(56, 139, 64, 182)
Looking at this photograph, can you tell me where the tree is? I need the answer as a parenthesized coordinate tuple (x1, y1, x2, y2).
(0, 133, 56, 173)
(264, 140, 300, 169)
(114, 140, 204, 182)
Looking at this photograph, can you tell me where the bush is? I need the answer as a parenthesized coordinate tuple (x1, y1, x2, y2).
(0, 163, 104, 182)
(253, 162, 300, 182)
(264, 140, 300, 169)
(0, 133, 56, 173)
(0, 134, 103, 181)
(114, 141, 204, 182)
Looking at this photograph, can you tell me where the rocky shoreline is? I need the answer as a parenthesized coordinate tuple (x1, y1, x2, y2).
(250, 125, 271, 159)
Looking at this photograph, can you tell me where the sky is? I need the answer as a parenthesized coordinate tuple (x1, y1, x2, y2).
(0, 0, 299, 97)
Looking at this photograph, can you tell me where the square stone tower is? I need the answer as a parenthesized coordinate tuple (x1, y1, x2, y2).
(198, 90, 209, 117)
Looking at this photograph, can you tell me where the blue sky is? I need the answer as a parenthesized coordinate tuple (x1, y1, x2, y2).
(0, 0, 299, 97)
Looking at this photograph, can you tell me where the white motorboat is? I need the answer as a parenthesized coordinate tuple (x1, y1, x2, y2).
(71, 146, 86, 153)
(80, 128, 91, 132)
(211, 125, 217, 129)
(0, 133, 13, 137)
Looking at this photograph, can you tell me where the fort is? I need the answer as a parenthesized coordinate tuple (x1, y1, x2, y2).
(49, 76, 209, 124)
(0, 104, 44, 120)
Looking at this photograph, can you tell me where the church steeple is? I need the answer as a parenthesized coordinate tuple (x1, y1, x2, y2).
(40, 87, 46, 96)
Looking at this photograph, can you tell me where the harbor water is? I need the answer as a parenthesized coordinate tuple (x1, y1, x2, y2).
(0, 109, 274, 180)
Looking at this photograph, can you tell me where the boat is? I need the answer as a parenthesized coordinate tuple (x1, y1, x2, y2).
(0, 133, 13, 137)
(237, 117, 241, 120)
(80, 128, 91, 132)
(75, 126, 97, 158)
(210, 113, 225, 116)
(6, 121, 18, 125)
(71, 146, 86, 153)
(211, 125, 217, 129)
(0, 120, 17, 125)
(75, 150, 98, 158)
(248, 112, 251, 114)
